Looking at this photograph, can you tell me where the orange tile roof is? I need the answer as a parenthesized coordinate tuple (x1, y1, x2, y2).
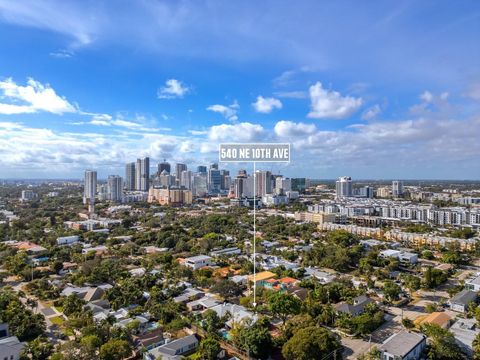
(248, 271, 276, 282)
(416, 312, 451, 327)
(279, 277, 297, 284)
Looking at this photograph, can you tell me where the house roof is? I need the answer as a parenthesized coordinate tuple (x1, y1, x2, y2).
(248, 271, 276, 282)
(379, 331, 425, 357)
(335, 295, 373, 315)
(450, 290, 478, 305)
(417, 312, 451, 327)
(154, 334, 198, 356)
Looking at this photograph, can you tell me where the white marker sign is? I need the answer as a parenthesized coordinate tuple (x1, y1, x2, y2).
(219, 143, 290, 163)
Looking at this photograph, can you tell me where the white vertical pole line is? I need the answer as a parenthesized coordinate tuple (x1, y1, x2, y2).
(253, 161, 256, 307)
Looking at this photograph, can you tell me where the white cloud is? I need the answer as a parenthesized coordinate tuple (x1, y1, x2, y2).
(206, 101, 239, 122)
(252, 96, 282, 113)
(157, 79, 190, 99)
(420, 91, 434, 103)
(274, 120, 316, 137)
(465, 82, 480, 101)
(208, 122, 264, 142)
(307, 82, 363, 119)
(0, 78, 76, 115)
(361, 104, 381, 120)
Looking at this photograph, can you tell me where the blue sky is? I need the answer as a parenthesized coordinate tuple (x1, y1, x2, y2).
(0, 0, 479, 179)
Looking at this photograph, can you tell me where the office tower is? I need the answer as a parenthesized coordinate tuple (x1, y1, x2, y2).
(238, 169, 247, 178)
(180, 170, 193, 189)
(210, 163, 219, 170)
(197, 166, 207, 174)
(392, 181, 404, 198)
(335, 176, 352, 198)
(208, 168, 222, 193)
(275, 177, 292, 194)
(220, 170, 230, 190)
(255, 170, 272, 197)
(193, 173, 208, 196)
(359, 186, 374, 198)
(291, 178, 306, 193)
(158, 159, 171, 174)
(83, 170, 97, 205)
(107, 175, 123, 202)
(135, 157, 150, 191)
(158, 170, 176, 187)
(175, 163, 187, 184)
(125, 162, 136, 190)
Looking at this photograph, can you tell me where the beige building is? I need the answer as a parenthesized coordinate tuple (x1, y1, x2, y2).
(148, 187, 193, 206)
(376, 186, 391, 198)
(294, 211, 336, 225)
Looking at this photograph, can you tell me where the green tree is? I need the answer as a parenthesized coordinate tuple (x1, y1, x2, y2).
(267, 292, 302, 324)
(202, 309, 224, 336)
(99, 339, 132, 360)
(282, 326, 341, 360)
(233, 320, 273, 360)
(473, 333, 480, 360)
(210, 279, 242, 301)
(382, 280, 401, 303)
(198, 336, 221, 360)
(422, 323, 464, 360)
(22, 336, 54, 360)
(62, 294, 85, 317)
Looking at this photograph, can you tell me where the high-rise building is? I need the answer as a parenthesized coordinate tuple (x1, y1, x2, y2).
(193, 173, 208, 196)
(197, 166, 207, 174)
(20, 190, 37, 201)
(180, 170, 193, 190)
(208, 168, 222, 193)
(158, 170, 176, 187)
(275, 177, 292, 194)
(291, 178, 306, 193)
(125, 162, 136, 190)
(158, 160, 171, 174)
(359, 186, 374, 198)
(175, 163, 187, 184)
(255, 171, 272, 197)
(148, 187, 193, 206)
(135, 157, 150, 191)
(83, 170, 97, 205)
(335, 176, 352, 198)
(392, 181, 404, 198)
(107, 175, 123, 202)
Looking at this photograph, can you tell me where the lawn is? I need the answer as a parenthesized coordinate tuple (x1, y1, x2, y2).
(49, 315, 65, 326)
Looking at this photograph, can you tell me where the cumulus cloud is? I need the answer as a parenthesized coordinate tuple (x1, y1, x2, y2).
(208, 122, 264, 142)
(274, 91, 308, 99)
(252, 96, 282, 113)
(307, 82, 363, 119)
(274, 120, 317, 137)
(361, 104, 381, 120)
(206, 101, 239, 122)
(0, 78, 76, 115)
(157, 79, 191, 99)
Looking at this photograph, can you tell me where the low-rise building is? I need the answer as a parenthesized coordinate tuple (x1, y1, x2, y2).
(465, 274, 480, 292)
(450, 318, 480, 358)
(334, 295, 374, 317)
(378, 331, 426, 360)
(184, 255, 214, 270)
(448, 290, 478, 313)
(145, 334, 198, 360)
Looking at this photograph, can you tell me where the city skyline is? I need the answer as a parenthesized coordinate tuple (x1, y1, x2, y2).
(0, 1, 480, 179)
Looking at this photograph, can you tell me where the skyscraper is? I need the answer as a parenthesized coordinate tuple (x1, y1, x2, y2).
(197, 166, 207, 174)
(83, 170, 97, 205)
(175, 163, 187, 184)
(158, 160, 171, 174)
(180, 170, 193, 189)
(336, 176, 352, 198)
(208, 168, 222, 193)
(107, 175, 123, 202)
(125, 162, 136, 191)
(392, 181, 404, 198)
(255, 171, 272, 197)
(193, 173, 208, 196)
(136, 157, 150, 191)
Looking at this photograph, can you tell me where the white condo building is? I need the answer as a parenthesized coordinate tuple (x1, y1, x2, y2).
(336, 176, 352, 198)
(135, 157, 150, 191)
(83, 170, 97, 205)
